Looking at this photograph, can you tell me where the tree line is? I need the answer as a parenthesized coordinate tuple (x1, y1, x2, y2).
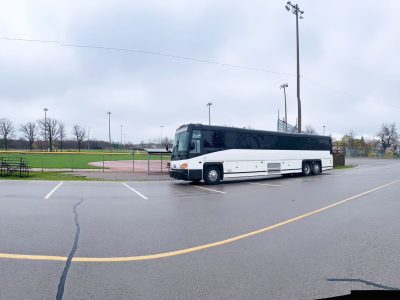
(0, 118, 88, 151)
(334, 123, 399, 154)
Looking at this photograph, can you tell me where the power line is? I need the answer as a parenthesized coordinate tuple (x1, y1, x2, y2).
(302, 76, 400, 110)
(0, 36, 398, 111)
(0, 36, 294, 76)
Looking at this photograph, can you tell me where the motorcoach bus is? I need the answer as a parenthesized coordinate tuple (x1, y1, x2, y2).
(169, 124, 333, 184)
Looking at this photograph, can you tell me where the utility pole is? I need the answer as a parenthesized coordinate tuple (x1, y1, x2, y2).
(206, 102, 212, 125)
(107, 112, 112, 148)
(43, 108, 48, 151)
(280, 83, 289, 132)
(285, 1, 304, 133)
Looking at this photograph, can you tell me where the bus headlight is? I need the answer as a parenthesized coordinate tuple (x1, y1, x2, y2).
(180, 163, 189, 169)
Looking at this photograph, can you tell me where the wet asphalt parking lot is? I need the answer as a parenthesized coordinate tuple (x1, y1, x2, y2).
(1, 158, 400, 299)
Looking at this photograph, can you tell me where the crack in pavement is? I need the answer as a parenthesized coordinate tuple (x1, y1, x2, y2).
(327, 278, 399, 290)
(56, 199, 84, 300)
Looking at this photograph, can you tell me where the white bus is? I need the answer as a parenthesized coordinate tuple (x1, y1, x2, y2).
(169, 124, 333, 184)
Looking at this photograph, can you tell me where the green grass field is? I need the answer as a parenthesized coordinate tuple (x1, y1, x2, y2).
(0, 151, 171, 169)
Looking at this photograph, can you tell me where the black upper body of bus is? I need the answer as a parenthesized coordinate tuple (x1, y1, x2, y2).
(171, 124, 332, 161)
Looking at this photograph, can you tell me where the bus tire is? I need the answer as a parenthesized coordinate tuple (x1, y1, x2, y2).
(204, 166, 221, 185)
(312, 162, 321, 175)
(302, 162, 312, 176)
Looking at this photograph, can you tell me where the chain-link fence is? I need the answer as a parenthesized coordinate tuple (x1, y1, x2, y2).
(0, 151, 171, 174)
(344, 147, 399, 159)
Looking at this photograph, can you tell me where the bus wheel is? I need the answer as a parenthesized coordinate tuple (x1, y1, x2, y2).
(204, 166, 221, 185)
(302, 162, 312, 176)
(312, 162, 321, 175)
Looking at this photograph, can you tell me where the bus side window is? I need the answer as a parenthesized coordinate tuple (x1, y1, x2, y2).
(245, 134, 260, 149)
(203, 130, 226, 153)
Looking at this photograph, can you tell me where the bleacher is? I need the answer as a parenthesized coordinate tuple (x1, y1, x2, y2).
(0, 157, 30, 177)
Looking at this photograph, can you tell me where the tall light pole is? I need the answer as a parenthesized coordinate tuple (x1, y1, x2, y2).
(285, 1, 304, 133)
(107, 112, 112, 148)
(43, 108, 48, 151)
(120, 125, 123, 151)
(160, 125, 164, 146)
(206, 102, 212, 125)
(280, 83, 289, 132)
(87, 127, 90, 150)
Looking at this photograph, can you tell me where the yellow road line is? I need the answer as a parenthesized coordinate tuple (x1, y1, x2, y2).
(1, 179, 399, 263)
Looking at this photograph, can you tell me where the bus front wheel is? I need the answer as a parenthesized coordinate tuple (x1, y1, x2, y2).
(204, 166, 221, 185)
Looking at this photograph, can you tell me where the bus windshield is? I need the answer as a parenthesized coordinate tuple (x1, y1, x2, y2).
(172, 131, 190, 160)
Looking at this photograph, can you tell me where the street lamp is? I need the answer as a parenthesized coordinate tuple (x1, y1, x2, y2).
(285, 1, 304, 133)
(43, 108, 48, 151)
(206, 102, 212, 125)
(160, 125, 164, 146)
(120, 125, 123, 151)
(280, 83, 289, 131)
(87, 127, 90, 150)
(107, 112, 112, 148)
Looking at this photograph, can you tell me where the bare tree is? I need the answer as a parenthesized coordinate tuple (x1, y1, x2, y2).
(20, 121, 38, 150)
(72, 125, 86, 152)
(377, 123, 398, 152)
(304, 125, 317, 135)
(58, 122, 66, 152)
(0, 118, 15, 150)
(341, 130, 356, 148)
(38, 118, 60, 151)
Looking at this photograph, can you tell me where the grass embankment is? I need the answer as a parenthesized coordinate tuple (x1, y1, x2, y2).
(334, 165, 356, 169)
(0, 151, 171, 169)
(1, 172, 100, 181)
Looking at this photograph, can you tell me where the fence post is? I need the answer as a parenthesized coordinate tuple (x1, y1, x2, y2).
(132, 150, 135, 173)
(147, 153, 150, 175)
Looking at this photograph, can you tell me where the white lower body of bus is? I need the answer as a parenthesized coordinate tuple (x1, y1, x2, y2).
(169, 149, 333, 184)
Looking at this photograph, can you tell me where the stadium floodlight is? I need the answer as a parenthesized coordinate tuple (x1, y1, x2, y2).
(284, 2, 304, 133)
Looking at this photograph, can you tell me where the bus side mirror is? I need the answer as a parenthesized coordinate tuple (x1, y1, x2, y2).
(166, 144, 169, 151)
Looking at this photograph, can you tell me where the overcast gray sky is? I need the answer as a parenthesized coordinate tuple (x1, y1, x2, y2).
(1, 0, 399, 143)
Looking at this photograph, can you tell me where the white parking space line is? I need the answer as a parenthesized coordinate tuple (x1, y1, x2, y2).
(122, 183, 149, 200)
(248, 182, 282, 187)
(192, 185, 226, 194)
(44, 182, 64, 199)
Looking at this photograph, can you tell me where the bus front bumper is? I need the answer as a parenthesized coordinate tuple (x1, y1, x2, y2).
(169, 169, 202, 181)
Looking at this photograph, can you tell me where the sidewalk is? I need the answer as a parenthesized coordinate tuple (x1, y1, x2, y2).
(73, 171, 171, 181)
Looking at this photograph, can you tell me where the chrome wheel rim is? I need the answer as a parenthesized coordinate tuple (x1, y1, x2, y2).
(208, 170, 219, 182)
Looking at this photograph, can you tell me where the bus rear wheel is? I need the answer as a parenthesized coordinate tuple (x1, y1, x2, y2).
(302, 162, 312, 176)
(204, 166, 221, 185)
(312, 162, 321, 175)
